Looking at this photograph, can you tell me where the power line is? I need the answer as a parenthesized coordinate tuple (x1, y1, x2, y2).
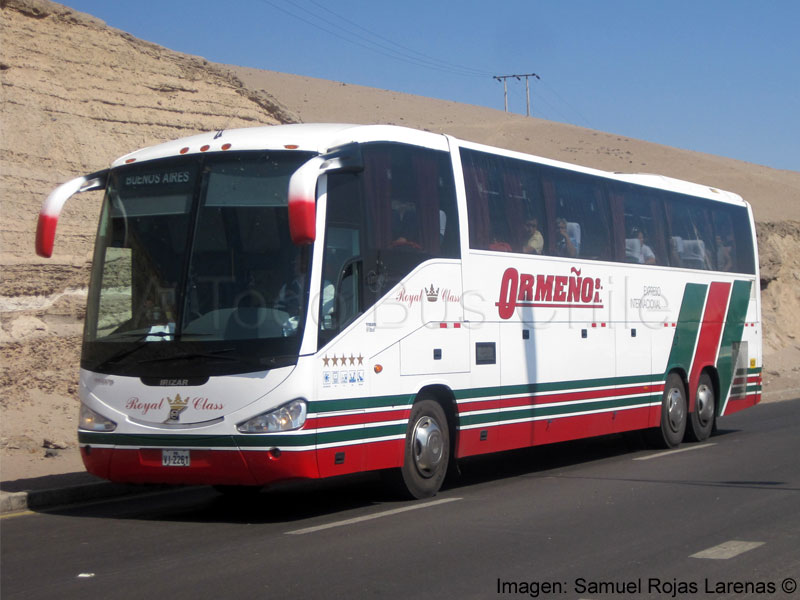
(303, 0, 492, 78)
(254, 1, 590, 128)
(257, 0, 490, 78)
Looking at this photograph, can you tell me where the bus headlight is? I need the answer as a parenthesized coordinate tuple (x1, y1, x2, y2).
(237, 399, 307, 433)
(79, 404, 117, 432)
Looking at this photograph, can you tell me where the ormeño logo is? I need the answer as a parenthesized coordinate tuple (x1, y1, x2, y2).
(496, 266, 604, 319)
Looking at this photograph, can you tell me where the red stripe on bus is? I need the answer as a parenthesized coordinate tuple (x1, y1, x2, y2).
(318, 438, 405, 476)
(723, 393, 760, 416)
(688, 282, 731, 412)
(457, 405, 656, 458)
(305, 408, 411, 430)
(457, 383, 664, 414)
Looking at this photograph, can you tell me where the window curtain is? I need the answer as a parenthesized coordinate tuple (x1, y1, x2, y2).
(363, 150, 393, 249)
(464, 160, 490, 249)
(502, 168, 526, 251)
(411, 153, 441, 254)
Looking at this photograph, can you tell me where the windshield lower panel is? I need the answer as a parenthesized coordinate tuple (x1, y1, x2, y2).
(82, 151, 315, 377)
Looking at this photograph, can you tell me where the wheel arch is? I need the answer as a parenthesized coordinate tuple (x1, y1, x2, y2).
(666, 366, 689, 394)
(701, 365, 721, 415)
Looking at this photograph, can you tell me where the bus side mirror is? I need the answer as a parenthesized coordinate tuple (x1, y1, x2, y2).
(35, 170, 108, 258)
(287, 143, 363, 246)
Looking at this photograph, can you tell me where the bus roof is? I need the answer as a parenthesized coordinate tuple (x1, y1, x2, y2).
(112, 123, 747, 208)
(111, 123, 450, 167)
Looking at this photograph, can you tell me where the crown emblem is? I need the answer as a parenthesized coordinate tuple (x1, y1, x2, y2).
(425, 284, 440, 302)
(164, 393, 189, 423)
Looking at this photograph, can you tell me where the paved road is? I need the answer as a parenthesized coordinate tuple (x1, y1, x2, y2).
(3, 399, 799, 600)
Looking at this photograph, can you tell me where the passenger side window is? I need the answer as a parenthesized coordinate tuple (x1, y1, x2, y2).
(541, 167, 613, 261)
(462, 149, 546, 254)
(319, 143, 459, 349)
(611, 183, 668, 266)
(711, 209, 736, 272)
(665, 198, 714, 270)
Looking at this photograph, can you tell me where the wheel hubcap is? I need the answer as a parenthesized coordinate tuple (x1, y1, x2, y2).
(696, 384, 714, 426)
(667, 387, 685, 432)
(412, 416, 444, 478)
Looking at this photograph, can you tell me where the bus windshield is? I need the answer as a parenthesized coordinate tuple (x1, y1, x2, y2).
(82, 150, 316, 377)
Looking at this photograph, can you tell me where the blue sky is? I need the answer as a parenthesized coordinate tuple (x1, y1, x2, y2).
(63, 0, 798, 171)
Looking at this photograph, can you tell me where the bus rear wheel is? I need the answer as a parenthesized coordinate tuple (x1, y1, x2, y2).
(394, 398, 450, 499)
(686, 372, 715, 442)
(647, 372, 687, 449)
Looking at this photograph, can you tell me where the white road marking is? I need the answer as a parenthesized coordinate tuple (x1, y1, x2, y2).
(286, 497, 462, 535)
(634, 443, 715, 461)
(690, 540, 765, 559)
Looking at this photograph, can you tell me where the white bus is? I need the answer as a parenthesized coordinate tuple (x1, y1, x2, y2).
(37, 124, 762, 498)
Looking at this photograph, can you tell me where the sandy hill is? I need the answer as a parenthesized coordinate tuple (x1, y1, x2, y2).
(1, 0, 798, 480)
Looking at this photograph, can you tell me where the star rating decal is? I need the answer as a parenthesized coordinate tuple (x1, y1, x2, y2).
(322, 353, 364, 367)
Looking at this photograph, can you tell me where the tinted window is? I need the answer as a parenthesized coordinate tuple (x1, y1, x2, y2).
(462, 149, 546, 254)
(664, 197, 715, 270)
(713, 204, 755, 274)
(319, 143, 459, 348)
(461, 147, 755, 274)
(610, 182, 668, 266)
(540, 165, 613, 261)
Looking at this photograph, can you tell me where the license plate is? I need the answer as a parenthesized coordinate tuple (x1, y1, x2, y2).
(162, 449, 190, 467)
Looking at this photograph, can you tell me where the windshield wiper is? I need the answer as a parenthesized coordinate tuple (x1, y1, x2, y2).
(94, 330, 175, 369)
(137, 348, 236, 365)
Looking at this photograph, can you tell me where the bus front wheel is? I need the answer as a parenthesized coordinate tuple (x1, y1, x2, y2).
(395, 399, 450, 499)
(647, 372, 687, 449)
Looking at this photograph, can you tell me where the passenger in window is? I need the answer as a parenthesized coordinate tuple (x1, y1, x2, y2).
(555, 217, 578, 258)
(275, 255, 306, 318)
(319, 260, 338, 329)
(488, 236, 513, 252)
(715, 235, 733, 271)
(522, 217, 544, 255)
(629, 227, 656, 265)
(668, 237, 683, 268)
(390, 199, 421, 249)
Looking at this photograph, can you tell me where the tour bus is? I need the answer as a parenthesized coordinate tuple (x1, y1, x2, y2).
(36, 124, 761, 498)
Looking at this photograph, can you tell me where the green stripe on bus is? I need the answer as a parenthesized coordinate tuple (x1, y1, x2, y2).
(454, 373, 662, 402)
(317, 423, 406, 445)
(663, 283, 707, 374)
(458, 393, 660, 427)
(309, 373, 664, 416)
(79, 424, 407, 449)
(310, 393, 415, 413)
(79, 432, 239, 448)
(716, 280, 752, 412)
(78, 431, 317, 448)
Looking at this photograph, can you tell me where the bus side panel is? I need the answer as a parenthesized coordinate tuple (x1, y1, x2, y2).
(717, 279, 760, 415)
(687, 281, 732, 412)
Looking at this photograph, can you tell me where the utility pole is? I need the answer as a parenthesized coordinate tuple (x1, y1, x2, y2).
(493, 73, 540, 116)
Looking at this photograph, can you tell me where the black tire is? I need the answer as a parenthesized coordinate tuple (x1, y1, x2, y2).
(392, 398, 450, 499)
(686, 372, 715, 442)
(646, 372, 687, 449)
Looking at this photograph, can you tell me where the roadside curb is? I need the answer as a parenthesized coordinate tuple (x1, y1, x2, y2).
(0, 481, 169, 514)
